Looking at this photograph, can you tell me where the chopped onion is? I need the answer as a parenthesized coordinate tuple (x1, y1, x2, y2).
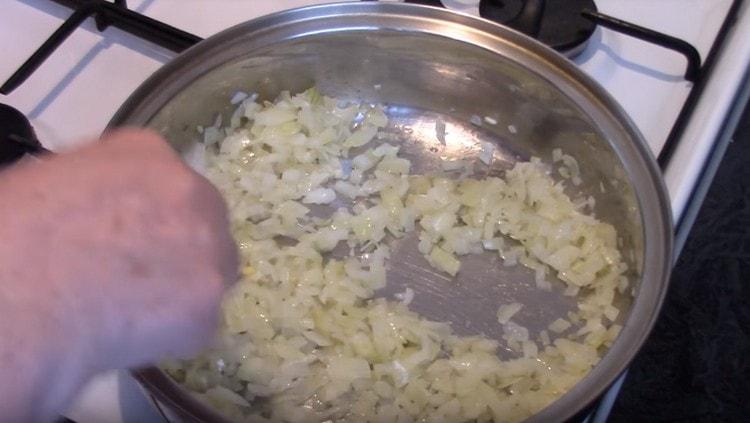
(549, 318, 572, 333)
(394, 287, 415, 305)
(496, 303, 523, 324)
(169, 88, 629, 423)
(428, 246, 461, 276)
(479, 141, 495, 165)
(435, 118, 446, 144)
(302, 187, 336, 204)
(230, 91, 249, 105)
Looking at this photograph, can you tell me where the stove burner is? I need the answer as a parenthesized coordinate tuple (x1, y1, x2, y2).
(0, 104, 47, 166)
(479, 0, 597, 57)
(405, 0, 597, 57)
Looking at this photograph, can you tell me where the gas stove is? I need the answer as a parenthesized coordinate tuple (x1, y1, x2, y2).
(2, 1, 749, 422)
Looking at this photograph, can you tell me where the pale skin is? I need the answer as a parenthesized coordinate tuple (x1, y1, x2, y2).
(0, 129, 238, 422)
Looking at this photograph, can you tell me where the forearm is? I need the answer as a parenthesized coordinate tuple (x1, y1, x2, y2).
(0, 294, 96, 422)
(0, 130, 235, 420)
(0, 161, 103, 421)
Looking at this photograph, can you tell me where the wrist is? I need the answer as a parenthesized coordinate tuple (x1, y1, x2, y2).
(0, 167, 112, 419)
(0, 270, 100, 421)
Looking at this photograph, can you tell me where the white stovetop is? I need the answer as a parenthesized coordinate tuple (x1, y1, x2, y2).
(1, 1, 749, 422)
(0, 0, 732, 154)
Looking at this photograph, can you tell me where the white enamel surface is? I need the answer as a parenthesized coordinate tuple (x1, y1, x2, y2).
(663, 1, 750, 221)
(0, 1, 747, 422)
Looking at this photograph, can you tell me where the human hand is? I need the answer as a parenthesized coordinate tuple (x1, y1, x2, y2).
(0, 129, 237, 420)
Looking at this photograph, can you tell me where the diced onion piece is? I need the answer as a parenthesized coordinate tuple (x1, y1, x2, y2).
(171, 89, 627, 423)
(345, 125, 379, 148)
(435, 118, 446, 144)
(549, 318, 572, 333)
(482, 238, 504, 251)
(303, 188, 336, 204)
(539, 330, 551, 346)
(328, 357, 371, 384)
(204, 386, 251, 407)
(394, 287, 415, 305)
(254, 107, 297, 126)
(428, 246, 461, 276)
(479, 141, 495, 165)
(230, 91, 249, 105)
(496, 302, 523, 324)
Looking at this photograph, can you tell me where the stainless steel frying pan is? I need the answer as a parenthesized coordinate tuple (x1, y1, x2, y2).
(108, 3, 672, 422)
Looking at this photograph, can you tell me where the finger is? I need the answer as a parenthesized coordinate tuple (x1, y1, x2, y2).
(195, 181, 239, 287)
(216, 215, 239, 287)
(99, 127, 166, 147)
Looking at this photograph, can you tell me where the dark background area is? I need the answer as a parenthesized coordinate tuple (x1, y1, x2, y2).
(610, 102, 750, 421)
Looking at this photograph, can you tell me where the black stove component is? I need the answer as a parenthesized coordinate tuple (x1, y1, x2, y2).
(582, 10, 701, 83)
(401, 0, 597, 56)
(1, 0, 705, 97)
(0, 0, 202, 95)
(479, 0, 597, 55)
(0, 104, 48, 166)
(479, 0, 546, 38)
(399, 0, 700, 75)
(659, 0, 745, 171)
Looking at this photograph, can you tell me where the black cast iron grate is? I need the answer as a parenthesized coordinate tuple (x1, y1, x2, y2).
(377, 0, 702, 80)
(0, 0, 715, 170)
(1, 0, 704, 98)
(0, 1, 745, 422)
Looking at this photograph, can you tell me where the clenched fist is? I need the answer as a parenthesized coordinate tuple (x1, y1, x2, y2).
(0, 129, 238, 421)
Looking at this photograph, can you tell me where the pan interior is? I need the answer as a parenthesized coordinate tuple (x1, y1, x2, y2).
(121, 18, 670, 420)
(147, 31, 642, 342)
